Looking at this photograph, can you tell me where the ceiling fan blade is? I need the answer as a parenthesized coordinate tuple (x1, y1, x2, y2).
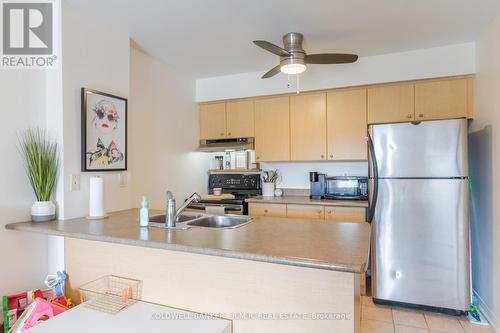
(253, 40, 290, 57)
(261, 65, 281, 79)
(305, 53, 358, 64)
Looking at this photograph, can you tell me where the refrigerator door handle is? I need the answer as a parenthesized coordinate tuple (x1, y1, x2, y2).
(368, 132, 379, 223)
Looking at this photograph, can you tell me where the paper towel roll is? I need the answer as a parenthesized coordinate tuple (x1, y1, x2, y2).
(89, 176, 105, 218)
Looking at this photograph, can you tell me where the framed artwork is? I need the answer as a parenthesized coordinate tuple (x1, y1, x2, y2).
(81, 88, 127, 171)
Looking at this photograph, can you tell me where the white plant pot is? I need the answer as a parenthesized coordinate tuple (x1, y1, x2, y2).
(262, 182, 275, 197)
(31, 201, 56, 222)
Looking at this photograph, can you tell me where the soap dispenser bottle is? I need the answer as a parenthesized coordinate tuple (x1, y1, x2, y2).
(139, 195, 149, 227)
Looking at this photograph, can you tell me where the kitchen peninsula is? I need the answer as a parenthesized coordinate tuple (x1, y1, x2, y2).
(6, 209, 370, 333)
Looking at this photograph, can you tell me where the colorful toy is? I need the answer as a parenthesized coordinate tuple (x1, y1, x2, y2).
(468, 303, 481, 322)
(8, 298, 53, 333)
(2, 271, 68, 332)
(7, 296, 69, 333)
(44, 271, 66, 297)
(50, 296, 67, 308)
(467, 295, 490, 326)
(66, 298, 73, 308)
(2, 292, 29, 333)
(31, 290, 43, 300)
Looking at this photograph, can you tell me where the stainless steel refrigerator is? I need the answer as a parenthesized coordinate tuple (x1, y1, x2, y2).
(368, 119, 470, 314)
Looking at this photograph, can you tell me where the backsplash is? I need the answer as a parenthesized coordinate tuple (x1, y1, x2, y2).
(261, 161, 368, 189)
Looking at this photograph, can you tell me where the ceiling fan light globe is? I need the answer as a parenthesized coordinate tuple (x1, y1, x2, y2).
(280, 63, 306, 75)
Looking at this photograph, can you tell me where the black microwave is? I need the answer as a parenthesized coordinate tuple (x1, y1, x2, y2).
(325, 176, 368, 200)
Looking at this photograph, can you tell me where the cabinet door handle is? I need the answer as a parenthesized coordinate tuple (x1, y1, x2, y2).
(220, 132, 224, 136)
(264, 209, 268, 213)
(256, 156, 260, 160)
(227, 132, 232, 136)
(418, 114, 424, 118)
(329, 154, 334, 159)
(320, 154, 325, 159)
(407, 114, 413, 119)
(317, 210, 322, 214)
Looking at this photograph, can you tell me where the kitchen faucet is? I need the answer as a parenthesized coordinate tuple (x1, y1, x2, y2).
(166, 191, 201, 228)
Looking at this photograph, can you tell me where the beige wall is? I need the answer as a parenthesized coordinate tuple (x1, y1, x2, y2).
(470, 12, 500, 331)
(0, 71, 49, 325)
(129, 46, 209, 209)
(61, 1, 132, 219)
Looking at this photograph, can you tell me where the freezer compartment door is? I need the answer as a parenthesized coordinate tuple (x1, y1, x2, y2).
(370, 119, 468, 178)
(372, 178, 470, 311)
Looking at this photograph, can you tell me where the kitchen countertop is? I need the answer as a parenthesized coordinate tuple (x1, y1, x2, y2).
(5, 209, 370, 273)
(246, 195, 369, 208)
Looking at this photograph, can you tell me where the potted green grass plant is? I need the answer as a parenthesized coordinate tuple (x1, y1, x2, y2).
(19, 128, 59, 222)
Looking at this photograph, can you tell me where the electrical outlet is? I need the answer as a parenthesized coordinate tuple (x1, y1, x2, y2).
(70, 174, 80, 191)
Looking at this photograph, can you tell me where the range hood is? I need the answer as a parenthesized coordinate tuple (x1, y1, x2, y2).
(198, 137, 254, 152)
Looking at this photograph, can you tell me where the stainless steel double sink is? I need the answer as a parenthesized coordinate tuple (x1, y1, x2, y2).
(148, 213, 252, 229)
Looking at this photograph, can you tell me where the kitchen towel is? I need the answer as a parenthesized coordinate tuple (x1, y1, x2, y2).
(89, 176, 106, 218)
(205, 206, 225, 215)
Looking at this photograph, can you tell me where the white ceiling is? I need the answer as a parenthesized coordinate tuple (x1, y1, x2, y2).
(66, 0, 500, 79)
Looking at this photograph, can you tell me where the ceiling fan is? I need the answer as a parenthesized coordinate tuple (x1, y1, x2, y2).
(253, 32, 358, 79)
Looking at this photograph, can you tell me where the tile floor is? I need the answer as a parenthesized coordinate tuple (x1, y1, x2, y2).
(360, 296, 496, 333)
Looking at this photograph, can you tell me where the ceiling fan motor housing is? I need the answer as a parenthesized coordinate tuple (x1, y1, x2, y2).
(280, 32, 306, 69)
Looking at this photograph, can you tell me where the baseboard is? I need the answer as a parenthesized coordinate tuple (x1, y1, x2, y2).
(473, 290, 500, 333)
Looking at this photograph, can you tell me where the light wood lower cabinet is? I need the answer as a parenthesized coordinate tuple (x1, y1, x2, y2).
(249, 202, 366, 223)
(286, 204, 324, 220)
(324, 207, 366, 223)
(248, 202, 367, 296)
(248, 203, 287, 217)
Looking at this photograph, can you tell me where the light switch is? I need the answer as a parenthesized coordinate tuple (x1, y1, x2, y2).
(119, 173, 127, 188)
(70, 174, 80, 191)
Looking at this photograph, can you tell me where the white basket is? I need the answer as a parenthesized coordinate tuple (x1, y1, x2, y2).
(79, 275, 142, 314)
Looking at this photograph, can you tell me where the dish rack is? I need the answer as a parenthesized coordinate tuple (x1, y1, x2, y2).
(79, 275, 142, 314)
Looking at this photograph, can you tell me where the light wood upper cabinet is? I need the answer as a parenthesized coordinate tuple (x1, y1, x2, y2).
(290, 93, 327, 161)
(368, 84, 415, 124)
(327, 88, 367, 160)
(414, 78, 468, 121)
(254, 97, 290, 161)
(287, 204, 324, 220)
(226, 100, 254, 138)
(467, 77, 475, 119)
(199, 103, 226, 139)
(199, 76, 474, 160)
